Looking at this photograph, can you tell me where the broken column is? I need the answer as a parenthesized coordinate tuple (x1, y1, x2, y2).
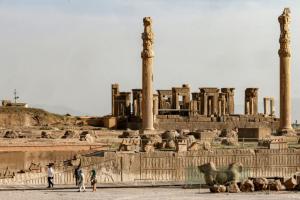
(270, 97, 275, 116)
(264, 97, 275, 117)
(111, 84, 119, 116)
(141, 17, 155, 130)
(278, 8, 294, 134)
(245, 88, 258, 115)
(263, 97, 270, 116)
(221, 88, 235, 114)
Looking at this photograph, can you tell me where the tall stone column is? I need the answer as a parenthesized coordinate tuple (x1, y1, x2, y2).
(141, 17, 154, 130)
(278, 8, 294, 134)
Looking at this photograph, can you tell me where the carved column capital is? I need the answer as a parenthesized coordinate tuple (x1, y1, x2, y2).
(141, 17, 155, 58)
(278, 8, 291, 57)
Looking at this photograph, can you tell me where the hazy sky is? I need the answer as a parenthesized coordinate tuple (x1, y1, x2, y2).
(0, 0, 299, 119)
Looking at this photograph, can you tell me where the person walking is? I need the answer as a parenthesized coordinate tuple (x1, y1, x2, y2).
(74, 167, 80, 186)
(78, 169, 86, 192)
(90, 169, 97, 192)
(47, 164, 54, 188)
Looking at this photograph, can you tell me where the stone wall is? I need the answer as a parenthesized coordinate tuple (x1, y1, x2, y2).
(1, 148, 299, 185)
(126, 115, 279, 131)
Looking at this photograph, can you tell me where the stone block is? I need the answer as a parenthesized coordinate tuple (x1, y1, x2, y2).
(209, 185, 226, 193)
(284, 177, 297, 190)
(240, 179, 255, 192)
(238, 127, 271, 141)
(103, 116, 117, 129)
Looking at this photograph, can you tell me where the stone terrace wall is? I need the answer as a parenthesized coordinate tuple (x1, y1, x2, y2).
(1, 148, 299, 185)
(154, 115, 279, 131)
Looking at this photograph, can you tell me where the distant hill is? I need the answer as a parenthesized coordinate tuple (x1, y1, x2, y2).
(0, 107, 68, 127)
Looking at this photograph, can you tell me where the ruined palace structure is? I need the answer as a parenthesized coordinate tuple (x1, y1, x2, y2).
(110, 9, 296, 132)
(278, 8, 294, 134)
(111, 84, 278, 130)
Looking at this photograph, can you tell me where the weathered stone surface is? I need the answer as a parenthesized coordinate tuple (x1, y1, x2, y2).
(198, 162, 242, 186)
(144, 144, 154, 152)
(41, 131, 52, 139)
(167, 140, 176, 148)
(141, 134, 162, 149)
(61, 130, 77, 139)
(3, 130, 24, 138)
(188, 141, 211, 151)
(79, 131, 95, 143)
(221, 137, 239, 146)
(120, 130, 139, 138)
(269, 179, 283, 191)
(220, 129, 238, 138)
(278, 8, 294, 135)
(228, 182, 240, 193)
(209, 184, 226, 193)
(141, 16, 155, 130)
(240, 179, 255, 192)
(163, 130, 178, 139)
(284, 177, 297, 190)
(253, 177, 268, 191)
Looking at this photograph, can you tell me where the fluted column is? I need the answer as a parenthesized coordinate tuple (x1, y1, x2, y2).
(141, 17, 154, 130)
(278, 8, 294, 134)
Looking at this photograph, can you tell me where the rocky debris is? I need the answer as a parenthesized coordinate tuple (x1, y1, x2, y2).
(187, 142, 200, 151)
(269, 179, 283, 191)
(167, 140, 176, 148)
(202, 141, 211, 150)
(284, 177, 297, 190)
(61, 130, 77, 139)
(219, 128, 239, 146)
(220, 128, 238, 138)
(228, 182, 240, 193)
(140, 134, 163, 152)
(81, 133, 94, 143)
(141, 134, 162, 151)
(175, 139, 188, 152)
(118, 130, 141, 152)
(79, 131, 96, 143)
(3, 130, 24, 138)
(143, 144, 155, 152)
(162, 130, 178, 140)
(253, 177, 268, 191)
(41, 131, 53, 139)
(221, 137, 239, 146)
(178, 129, 190, 135)
(240, 179, 255, 192)
(188, 129, 218, 141)
(209, 184, 227, 193)
(258, 136, 288, 149)
(119, 130, 139, 138)
(186, 135, 196, 145)
(188, 141, 211, 151)
(161, 130, 178, 148)
(119, 138, 140, 152)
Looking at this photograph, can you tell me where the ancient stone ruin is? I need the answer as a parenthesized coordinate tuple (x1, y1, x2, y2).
(0, 8, 299, 195)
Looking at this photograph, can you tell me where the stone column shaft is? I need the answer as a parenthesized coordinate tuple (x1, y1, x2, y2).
(141, 17, 154, 130)
(280, 57, 292, 129)
(278, 8, 294, 133)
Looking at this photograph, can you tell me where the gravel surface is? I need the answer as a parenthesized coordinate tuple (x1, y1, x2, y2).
(0, 187, 299, 200)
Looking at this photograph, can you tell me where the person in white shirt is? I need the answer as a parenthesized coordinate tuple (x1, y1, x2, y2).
(78, 169, 86, 192)
(47, 164, 54, 188)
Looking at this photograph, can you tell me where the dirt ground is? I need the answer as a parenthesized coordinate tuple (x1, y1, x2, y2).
(0, 187, 299, 200)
